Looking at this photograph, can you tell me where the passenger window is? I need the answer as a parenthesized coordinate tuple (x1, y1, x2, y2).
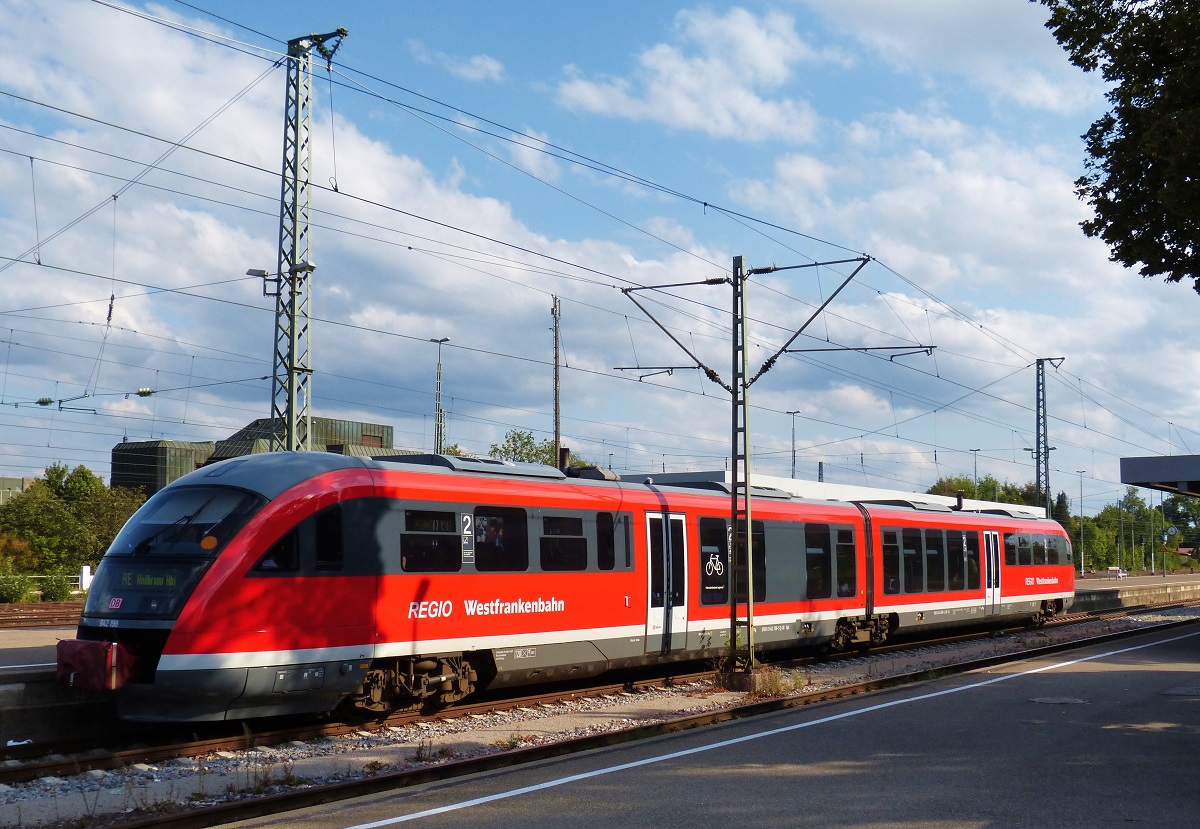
(947, 531, 965, 590)
(401, 509, 461, 573)
(597, 512, 616, 571)
(1033, 536, 1047, 565)
(540, 515, 587, 571)
(805, 523, 832, 600)
(255, 529, 299, 572)
(474, 507, 528, 571)
(925, 530, 945, 592)
(1046, 535, 1061, 565)
(965, 532, 981, 590)
(1004, 533, 1017, 566)
(1018, 534, 1033, 566)
(903, 528, 923, 593)
(698, 517, 728, 605)
(882, 530, 900, 595)
(314, 506, 343, 571)
(835, 528, 856, 597)
(731, 519, 765, 604)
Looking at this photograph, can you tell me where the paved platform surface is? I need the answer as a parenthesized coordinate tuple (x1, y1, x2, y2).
(230, 625, 1200, 829)
(0, 628, 70, 671)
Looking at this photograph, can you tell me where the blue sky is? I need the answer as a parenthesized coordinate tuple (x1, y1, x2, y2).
(0, 0, 1193, 514)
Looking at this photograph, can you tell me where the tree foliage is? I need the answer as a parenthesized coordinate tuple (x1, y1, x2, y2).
(1040, 0, 1200, 292)
(926, 475, 1040, 507)
(488, 430, 590, 467)
(0, 463, 145, 575)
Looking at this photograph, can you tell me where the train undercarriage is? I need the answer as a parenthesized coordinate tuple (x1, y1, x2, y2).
(349, 655, 480, 714)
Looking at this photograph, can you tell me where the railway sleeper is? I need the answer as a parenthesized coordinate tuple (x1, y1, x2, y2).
(351, 655, 478, 713)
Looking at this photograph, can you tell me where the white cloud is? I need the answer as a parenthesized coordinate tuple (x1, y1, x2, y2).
(799, 0, 1102, 115)
(505, 129, 561, 183)
(555, 7, 824, 142)
(406, 39, 504, 83)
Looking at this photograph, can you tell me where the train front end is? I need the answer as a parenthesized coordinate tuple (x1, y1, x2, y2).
(57, 478, 268, 717)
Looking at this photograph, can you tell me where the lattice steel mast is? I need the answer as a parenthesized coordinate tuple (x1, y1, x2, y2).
(1033, 357, 1064, 513)
(264, 28, 347, 452)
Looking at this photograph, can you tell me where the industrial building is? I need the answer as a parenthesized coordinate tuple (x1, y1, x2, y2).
(110, 417, 415, 497)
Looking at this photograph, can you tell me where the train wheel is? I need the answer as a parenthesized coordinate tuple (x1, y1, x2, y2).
(869, 615, 891, 647)
(828, 618, 857, 653)
(428, 656, 477, 706)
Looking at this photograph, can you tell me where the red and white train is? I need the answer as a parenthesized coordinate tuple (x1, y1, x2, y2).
(57, 451, 1074, 722)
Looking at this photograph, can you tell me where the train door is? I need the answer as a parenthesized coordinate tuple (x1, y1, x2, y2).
(646, 513, 687, 656)
(984, 530, 1001, 615)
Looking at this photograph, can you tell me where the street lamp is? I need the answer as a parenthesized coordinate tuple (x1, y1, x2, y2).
(786, 411, 800, 478)
(1076, 471, 1085, 577)
(430, 337, 449, 453)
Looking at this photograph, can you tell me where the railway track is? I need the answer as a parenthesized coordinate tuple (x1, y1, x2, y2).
(0, 601, 82, 628)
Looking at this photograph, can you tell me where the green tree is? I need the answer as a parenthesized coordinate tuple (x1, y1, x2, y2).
(926, 475, 976, 499)
(489, 429, 590, 467)
(0, 466, 144, 574)
(1052, 491, 1073, 528)
(1040, 0, 1200, 292)
(1161, 493, 1200, 549)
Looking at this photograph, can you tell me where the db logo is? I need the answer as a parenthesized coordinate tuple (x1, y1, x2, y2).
(109, 597, 123, 609)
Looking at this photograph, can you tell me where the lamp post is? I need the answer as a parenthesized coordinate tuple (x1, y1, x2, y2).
(970, 449, 981, 497)
(786, 410, 800, 478)
(430, 337, 449, 453)
(1076, 470, 1085, 577)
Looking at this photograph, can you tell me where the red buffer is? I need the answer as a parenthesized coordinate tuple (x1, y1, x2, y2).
(56, 639, 138, 692)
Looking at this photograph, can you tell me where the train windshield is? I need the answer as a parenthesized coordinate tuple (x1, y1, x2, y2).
(106, 485, 267, 558)
(83, 486, 267, 621)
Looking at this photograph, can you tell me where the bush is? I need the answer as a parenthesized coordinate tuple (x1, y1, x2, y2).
(40, 570, 74, 602)
(0, 563, 32, 603)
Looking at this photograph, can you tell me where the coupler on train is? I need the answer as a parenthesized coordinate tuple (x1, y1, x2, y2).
(350, 654, 478, 714)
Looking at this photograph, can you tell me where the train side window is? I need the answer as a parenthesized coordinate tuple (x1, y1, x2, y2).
(597, 513, 616, 571)
(1004, 533, 1018, 566)
(947, 531, 965, 590)
(474, 507, 529, 571)
(1018, 534, 1033, 566)
(1046, 535, 1061, 565)
(925, 530, 946, 592)
(882, 530, 900, 594)
(965, 532, 981, 589)
(835, 528, 856, 597)
(255, 529, 299, 573)
(731, 519, 766, 604)
(805, 523, 832, 600)
(698, 517, 728, 605)
(622, 514, 632, 568)
(314, 506, 343, 571)
(1032, 536, 1047, 565)
(540, 515, 587, 571)
(401, 509, 461, 572)
(903, 528, 923, 593)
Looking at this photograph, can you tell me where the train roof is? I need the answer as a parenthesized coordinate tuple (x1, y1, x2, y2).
(172, 453, 1050, 522)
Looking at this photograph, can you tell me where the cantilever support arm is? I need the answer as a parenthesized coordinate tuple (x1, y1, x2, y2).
(621, 287, 733, 394)
(747, 256, 870, 386)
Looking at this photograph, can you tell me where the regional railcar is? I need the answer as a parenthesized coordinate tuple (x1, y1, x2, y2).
(56, 452, 1073, 722)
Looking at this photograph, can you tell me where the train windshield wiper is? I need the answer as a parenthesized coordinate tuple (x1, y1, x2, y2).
(131, 495, 217, 555)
